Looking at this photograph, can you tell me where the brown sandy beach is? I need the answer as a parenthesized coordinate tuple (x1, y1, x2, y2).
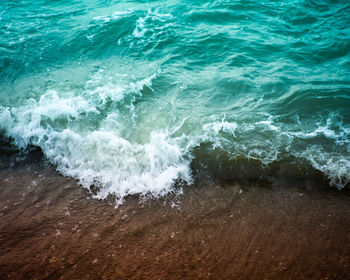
(1, 150, 350, 280)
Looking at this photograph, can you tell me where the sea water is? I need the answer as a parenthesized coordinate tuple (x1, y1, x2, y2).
(0, 0, 349, 202)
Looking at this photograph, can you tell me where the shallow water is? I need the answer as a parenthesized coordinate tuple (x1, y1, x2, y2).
(1, 0, 349, 201)
(0, 152, 350, 279)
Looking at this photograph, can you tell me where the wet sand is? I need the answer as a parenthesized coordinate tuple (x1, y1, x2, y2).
(1, 150, 350, 280)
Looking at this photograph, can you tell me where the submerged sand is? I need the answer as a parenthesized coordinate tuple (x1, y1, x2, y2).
(0, 151, 350, 280)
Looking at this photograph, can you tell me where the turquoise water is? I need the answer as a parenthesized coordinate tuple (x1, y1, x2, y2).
(1, 0, 349, 201)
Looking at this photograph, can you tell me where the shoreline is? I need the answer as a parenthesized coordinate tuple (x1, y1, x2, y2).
(1, 153, 350, 279)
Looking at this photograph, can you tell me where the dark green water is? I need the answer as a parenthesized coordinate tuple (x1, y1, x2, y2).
(1, 0, 349, 201)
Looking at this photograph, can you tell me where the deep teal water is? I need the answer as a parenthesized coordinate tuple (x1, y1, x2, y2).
(1, 0, 349, 201)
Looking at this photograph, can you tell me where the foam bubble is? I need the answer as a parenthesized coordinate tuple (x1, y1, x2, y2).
(0, 70, 192, 204)
(131, 9, 175, 40)
(297, 147, 350, 189)
(203, 117, 238, 136)
(51, 129, 192, 204)
(93, 10, 133, 23)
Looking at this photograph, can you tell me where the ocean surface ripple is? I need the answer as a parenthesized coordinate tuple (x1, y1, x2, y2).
(1, 0, 349, 202)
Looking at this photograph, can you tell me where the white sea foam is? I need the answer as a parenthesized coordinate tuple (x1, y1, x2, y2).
(133, 17, 147, 38)
(51, 129, 192, 204)
(256, 115, 280, 132)
(295, 147, 350, 189)
(0, 68, 192, 204)
(203, 117, 237, 136)
(92, 10, 134, 23)
(1, 105, 191, 205)
(84, 68, 157, 105)
(131, 9, 174, 40)
(200, 117, 238, 150)
(287, 116, 350, 145)
(1, 72, 349, 202)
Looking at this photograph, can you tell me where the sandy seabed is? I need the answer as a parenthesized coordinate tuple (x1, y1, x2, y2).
(0, 150, 350, 280)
